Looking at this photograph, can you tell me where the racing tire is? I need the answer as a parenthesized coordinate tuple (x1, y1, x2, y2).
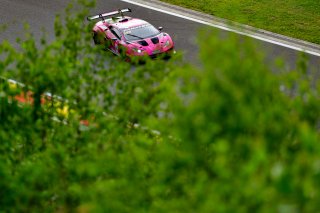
(93, 32, 99, 45)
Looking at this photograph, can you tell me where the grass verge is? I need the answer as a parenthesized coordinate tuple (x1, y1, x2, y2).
(160, 0, 320, 45)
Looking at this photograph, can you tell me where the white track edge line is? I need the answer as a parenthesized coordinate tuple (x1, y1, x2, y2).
(120, 0, 320, 57)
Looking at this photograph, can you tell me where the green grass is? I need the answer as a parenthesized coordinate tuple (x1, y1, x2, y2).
(160, 0, 320, 45)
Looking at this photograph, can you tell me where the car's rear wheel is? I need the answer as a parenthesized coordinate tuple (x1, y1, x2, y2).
(93, 32, 99, 45)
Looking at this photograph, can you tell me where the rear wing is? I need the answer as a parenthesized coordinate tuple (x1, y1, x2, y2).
(87, 8, 132, 21)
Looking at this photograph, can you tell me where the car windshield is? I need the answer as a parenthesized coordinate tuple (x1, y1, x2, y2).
(123, 24, 160, 41)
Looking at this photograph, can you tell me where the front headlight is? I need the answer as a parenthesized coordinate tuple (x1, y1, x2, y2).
(132, 48, 143, 53)
(164, 40, 171, 47)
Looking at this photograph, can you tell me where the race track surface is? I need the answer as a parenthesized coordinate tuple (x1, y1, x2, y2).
(0, 0, 319, 72)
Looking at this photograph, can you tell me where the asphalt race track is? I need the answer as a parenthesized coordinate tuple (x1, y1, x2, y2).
(0, 0, 319, 73)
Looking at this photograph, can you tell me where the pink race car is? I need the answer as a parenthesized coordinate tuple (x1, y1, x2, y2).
(87, 8, 175, 59)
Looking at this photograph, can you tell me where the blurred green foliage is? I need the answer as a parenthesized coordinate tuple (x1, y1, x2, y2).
(1, 0, 320, 212)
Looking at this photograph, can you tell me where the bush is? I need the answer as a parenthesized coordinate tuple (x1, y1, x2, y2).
(1, 1, 320, 212)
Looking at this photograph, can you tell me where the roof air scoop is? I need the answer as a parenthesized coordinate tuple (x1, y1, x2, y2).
(119, 18, 129, 22)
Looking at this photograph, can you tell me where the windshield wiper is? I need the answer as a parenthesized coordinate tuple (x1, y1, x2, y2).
(126, 33, 145, 40)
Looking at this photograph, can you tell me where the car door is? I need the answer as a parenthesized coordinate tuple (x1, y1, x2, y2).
(107, 26, 122, 54)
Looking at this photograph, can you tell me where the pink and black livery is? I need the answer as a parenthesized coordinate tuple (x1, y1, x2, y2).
(87, 8, 175, 59)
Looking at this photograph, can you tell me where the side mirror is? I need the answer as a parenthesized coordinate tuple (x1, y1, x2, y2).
(158, 26, 163, 31)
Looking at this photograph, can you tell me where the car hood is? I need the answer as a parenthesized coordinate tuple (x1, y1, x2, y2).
(127, 33, 173, 55)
